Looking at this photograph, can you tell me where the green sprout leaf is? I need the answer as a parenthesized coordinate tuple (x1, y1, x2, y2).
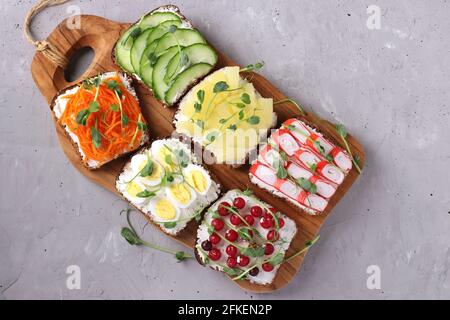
(121, 227, 140, 245)
(136, 190, 156, 198)
(163, 221, 177, 229)
(268, 252, 284, 266)
(76, 109, 90, 125)
(194, 102, 202, 113)
(246, 115, 260, 125)
(241, 93, 251, 104)
(140, 158, 154, 177)
(91, 126, 102, 148)
(122, 113, 129, 126)
(110, 104, 119, 112)
(197, 90, 205, 103)
(336, 124, 348, 138)
(213, 81, 229, 93)
(88, 101, 100, 113)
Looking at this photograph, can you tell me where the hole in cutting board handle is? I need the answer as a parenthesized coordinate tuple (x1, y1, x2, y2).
(64, 46, 95, 83)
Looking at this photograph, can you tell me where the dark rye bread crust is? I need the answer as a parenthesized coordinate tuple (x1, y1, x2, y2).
(115, 136, 223, 237)
(50, 72, 150, 170)
(111, 5, 218, 108)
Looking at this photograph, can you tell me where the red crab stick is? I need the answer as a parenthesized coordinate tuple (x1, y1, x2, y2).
(271, 129, 345, 185)
(286, 162, 337, 199)
(250, 161, 328, 214)
(283, 118, 352, 173)
(258, 144, 337, 199)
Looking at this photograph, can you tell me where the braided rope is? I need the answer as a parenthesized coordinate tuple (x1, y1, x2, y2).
(24, 0, 70, 68)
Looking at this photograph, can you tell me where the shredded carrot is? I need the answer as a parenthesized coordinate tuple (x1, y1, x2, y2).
(59, 75, 147, 165)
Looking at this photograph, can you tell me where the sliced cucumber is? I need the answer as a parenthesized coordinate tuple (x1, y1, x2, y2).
(115, 25, 142, 73)
(139, 41, 159, 86)
(164, 43, 217, 83)
(139, 11, 181, 28)
(165, 63, 213, 105)
(147, 20, 183, 45)
(154, 29, 206, 57)
(152, 47, 180, 100)
(130, 28, 154, 74)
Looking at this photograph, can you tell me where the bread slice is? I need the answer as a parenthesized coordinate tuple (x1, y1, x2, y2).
(51, 71, 149, 169)
(194, 189, 297, 285)
(116, 138, 221, 236)
(173, 66, 277, 168)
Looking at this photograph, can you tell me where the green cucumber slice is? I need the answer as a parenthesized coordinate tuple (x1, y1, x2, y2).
(154, 29, 206, 57)
(164, 43, 217, 83)
(147, 20, 183, 45)
(139, 41, 159, 86)
(165, 63, 213, 105)
(139, 11, 181, 28)
(115, 25, 143, 73)
(130, 28, 153, 74)
(152, 47, 180, 100)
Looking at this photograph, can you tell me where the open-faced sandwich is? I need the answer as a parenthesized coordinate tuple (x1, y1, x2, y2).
(116, 138, 221, 235)
(249, 118, 353, 215)
(114, 5, 218, 106)
(174, 66, 277, 167)
(52, 71, 149, 169)
(195, 189, 297, 285)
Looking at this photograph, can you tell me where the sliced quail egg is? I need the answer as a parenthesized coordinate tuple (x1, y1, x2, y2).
(124, 180, 149, 205)
(146, 197, 180, 222)
(183, 164, 212, 196)
(166, 182, 197, 208)
(130, 153, 165, 187)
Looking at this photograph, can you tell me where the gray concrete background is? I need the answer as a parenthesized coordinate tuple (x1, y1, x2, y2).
(1, 0, 449, 300)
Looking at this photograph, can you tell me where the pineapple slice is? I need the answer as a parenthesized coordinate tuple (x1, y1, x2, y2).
(174, 66, 276, 165)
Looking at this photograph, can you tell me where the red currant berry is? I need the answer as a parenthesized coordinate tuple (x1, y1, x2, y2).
(244, 214, 255, 226)
(262, 262, 274, 272)
(250, 206, 263, 217)
(249, 267, 260, 277)
(264, 243, 275, 255)
(209, 233, 221, 245)
(237, 255, 250, 267)
(268, 207, 278, 215)
(230, 214, 241, 226)
(260, 215, 274, 229)
(278, 218, 285, 228)
(233, 197, 246, 209)
(226, 257, 237, 268)
(267, 230, 279, 242)
(225, 229, 238, 242)
(201, 240, 212, 251)
(225, 245, 238, 257)
(211, 218, 224, 231)
(218, 202, 231, 216)
(208, 248, 221, 261)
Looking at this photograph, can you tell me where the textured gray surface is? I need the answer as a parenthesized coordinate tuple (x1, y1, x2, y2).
(1, 0, 449, 300)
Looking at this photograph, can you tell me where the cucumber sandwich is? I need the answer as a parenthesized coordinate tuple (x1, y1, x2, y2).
(113, 5, 218, 107)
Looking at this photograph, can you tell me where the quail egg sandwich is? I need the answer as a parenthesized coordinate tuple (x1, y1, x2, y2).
(116, 138, 221, 235)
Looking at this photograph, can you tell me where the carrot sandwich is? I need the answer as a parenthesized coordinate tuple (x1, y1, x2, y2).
(249, 118, 352, 215)
(195, 189, 297, 285)
(116, 138, 221, 235)
(51, 72, 149, 169)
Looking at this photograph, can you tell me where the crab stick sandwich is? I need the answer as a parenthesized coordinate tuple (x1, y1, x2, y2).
(249, 118, 352, 215)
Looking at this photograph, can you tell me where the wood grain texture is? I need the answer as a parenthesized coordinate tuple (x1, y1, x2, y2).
(31, 15, 365, 293)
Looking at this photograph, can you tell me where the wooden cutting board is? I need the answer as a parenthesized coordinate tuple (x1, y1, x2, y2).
(31, 15, 365, 293)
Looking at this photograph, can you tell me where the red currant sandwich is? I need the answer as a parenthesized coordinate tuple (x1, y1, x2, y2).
(116, 138, 221, 235)
(195, 189, 297, 285)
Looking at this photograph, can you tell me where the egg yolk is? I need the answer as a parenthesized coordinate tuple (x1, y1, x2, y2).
(169, 183, 192, 205)
(186, 170, 207, 194)
(143, 162, 163, 181)
(155, 199, 177, 220)
(158, 147, 177, 171)
(126, 182, 143, 197)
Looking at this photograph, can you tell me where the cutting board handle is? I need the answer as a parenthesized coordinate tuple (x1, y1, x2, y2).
(30, 13, 127, 102)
